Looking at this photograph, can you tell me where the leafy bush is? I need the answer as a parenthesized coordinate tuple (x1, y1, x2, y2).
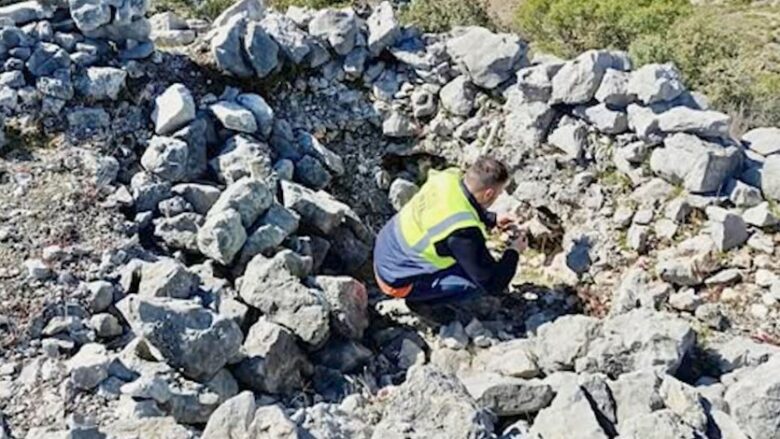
(629, 7, 780, 129)
(399, 0, 493, 33)
(514, 0, 691, 57)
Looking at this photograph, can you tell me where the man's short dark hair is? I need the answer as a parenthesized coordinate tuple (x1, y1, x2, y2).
(465, 156, 509, 190)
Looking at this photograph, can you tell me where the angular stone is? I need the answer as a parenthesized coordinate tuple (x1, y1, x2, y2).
(657, 107, 731, 139)
(463, 373, 553, 416)
(239, 252, 330, 346)
(548, 116, 588, 160)
(619, 410, 698, 439)
(440, 75, 475, 117)
(573, 103, 628, 134)
(595, 68, 634, 108)
(446, 26, 526, 89)
(659, 375, 708, 431)
(234, 318, 311, 394)
(281, 180, 347, 235)
(382, 111, 416, 138)
(236, 93, 274, 138)
(529, 385, 608, 439)
(197, 208, 247, 265)
(503, 101, 556, 149)
(534, 315, 601, 372)
(141, 136, 189, 182)
(90, 313, 123, 338)
(472, 339, 540, 378)
(581, 309, 695, 376)
(312, 276, 368, 340)
(211, 135, 273, 184)
(627, 63, 685, 105)
(211, 15, 253, 78)
(611, 370, 663, 425)
(308, 8, 357, 55)
(743, 127, 780, 156)
(211, 101, 258, 133)
(367, 1, 399, 55)
(388, 178, 419, 211)
(172, 184, 221, 215)
(261, 12, 311, 64)
(208, 177, 272, 228)
(551, 50, 617, 105)
(706, 207, 748, 252)
(372, 366, 494, 438)
(727, 179, 762, 208)
(244, 21, 279, 78)
(116, 295, 243, 381)
(650, 133, 741, 194)
(67, 343, 110, 390)
(137, 258, 198, 299)
(153, 83, 196, 136)
(80, 66, 126, 101)
(761, 154, 780, 201)
(743, 202, 779, 227)
(26, 42, 69, 77)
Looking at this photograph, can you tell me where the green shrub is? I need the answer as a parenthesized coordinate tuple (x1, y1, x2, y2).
(629, 7, 780, 129)
(514, 0, 691, 57)
(399, 0, 493, 33)
(267, 0, 349, 12)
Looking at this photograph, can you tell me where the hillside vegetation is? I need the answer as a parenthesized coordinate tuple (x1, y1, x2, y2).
(515, 0, 780, 130)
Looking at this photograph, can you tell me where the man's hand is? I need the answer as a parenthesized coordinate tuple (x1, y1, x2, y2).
(496, 212, 517, 230)
(510, 231, 528, 253)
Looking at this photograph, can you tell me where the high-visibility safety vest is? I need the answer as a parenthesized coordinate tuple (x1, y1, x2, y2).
(396, 168, 488, 271)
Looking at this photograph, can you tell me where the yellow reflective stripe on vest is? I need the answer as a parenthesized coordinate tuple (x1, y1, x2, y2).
(397, 168, 488, 270)
(409, 211, 476, 253)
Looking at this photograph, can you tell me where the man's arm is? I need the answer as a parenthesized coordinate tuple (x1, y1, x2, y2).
(444, 228, 518, 294)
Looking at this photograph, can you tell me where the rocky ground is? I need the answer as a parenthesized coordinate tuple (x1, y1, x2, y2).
(1, 0, 780, 438)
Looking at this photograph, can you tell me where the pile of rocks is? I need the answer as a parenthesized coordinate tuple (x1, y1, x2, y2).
(2, 0, 780, 438)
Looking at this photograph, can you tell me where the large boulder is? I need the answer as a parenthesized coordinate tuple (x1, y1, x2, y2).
(446, 26, 527, 89)
(550, 50, 620, 105)
(239, 252, 330, 346)
(372, 366, 495, 438)
(580, 309, 695, 376)
(233, 318, 311, 394)
(649, 133, 741, 193)
(116, 295, 243, 381)
(724, 355, 780, 439)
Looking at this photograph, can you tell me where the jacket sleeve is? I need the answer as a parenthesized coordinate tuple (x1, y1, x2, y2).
(444, 227, 518, 294)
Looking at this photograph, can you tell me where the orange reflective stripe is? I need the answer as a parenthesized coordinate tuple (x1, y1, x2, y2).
(374, 270, 412, 298)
